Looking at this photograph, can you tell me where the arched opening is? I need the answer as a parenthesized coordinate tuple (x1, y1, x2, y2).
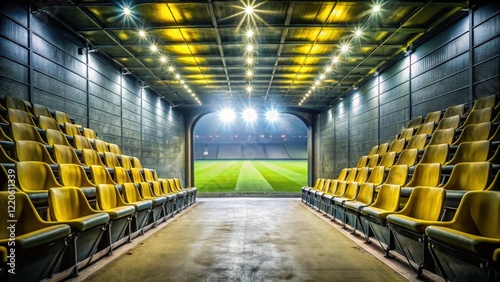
(192, 111, 308, 195)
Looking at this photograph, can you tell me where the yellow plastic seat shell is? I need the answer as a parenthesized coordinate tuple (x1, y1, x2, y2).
(54, 111, 72, 125)
(471, 95, 497, 111)
(458, 107, 493, 130)
(428, 128, 455, 146)
(440, 162, 492, 191)
(90, 165, 117, 185)
(16, 161, 63, 193)
(38, 115, 61, 132)
(436, 115, 461, 130)
(11, 122, 46, 144)
(444, 140, 490, 166)
(377, 143, 389, 155)
(361, 184, 401, 222)
(108, 143, 122, 155)
(407, 116, 423, 129)
(424, 110, 442, 123)
(426, 191, 500, 258)
(343, 183, 375, 211)
(58, 164, 96, 187)
(415, 122, 435, 135)
(7, 108, 36, 126)
(378, 152, 396, 168)
(82, 148, 106, 167)
(104, 152, 121, 168)
(386, 187, 446, 233)
(394, 149, 418, 166)
(442, 104, 465, 119)
(95, 184, 136, 220)
(31, 103, 51, 117)
(45, 128, 72, 147)
(132, 157, 143, 168)
(406, 133, 427, 150)
(93, 139, 109, 153)
(452, 122, 492, 146)
(53, 144, 84, 165)
(122, 183, 153, 211)
(83, 128, 98, 140)
(48, 187, 109, 232)
(15, 140, 56, 164)
(381, 165, 409, 187)
(418, 144, 449, 165)
(387, 139, 405, 154)
(73, 135, 92, 150)
(404, 163, 441, 188)
(5, 95, 30, 112)
(64, 122, 81, 136)
(114, 166, 133, 184)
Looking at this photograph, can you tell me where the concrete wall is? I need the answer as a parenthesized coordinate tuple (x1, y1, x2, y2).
(0, 2, 185, 179)
(318, 2, 500, 177)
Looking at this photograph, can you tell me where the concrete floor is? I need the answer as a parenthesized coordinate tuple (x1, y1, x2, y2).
(75, 198, 430, 282)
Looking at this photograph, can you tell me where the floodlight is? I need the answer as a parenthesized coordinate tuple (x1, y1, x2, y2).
(138, 30, 146, 37)
(150, 44, 158, 52)
(123, 7, 131, 16)
(242, 108, 257, 122)
(266, 110, 279, 122)
(219, 108, 235, 122)
(245, 6, 254, 15)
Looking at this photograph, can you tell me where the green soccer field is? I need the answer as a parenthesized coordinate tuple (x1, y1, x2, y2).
(194, 160, 307, 193)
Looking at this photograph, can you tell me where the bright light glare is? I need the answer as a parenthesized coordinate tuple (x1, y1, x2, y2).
(246, 30, 254, 37)
(246, 86, 252, 92)
(243, 108, 257, 122)
(373, 4, 381, 13)
(246, 45, 254, 52)
(341, 44, 349, 53)
(332, 56, 340, 63)
(219, 109, 236, 122)
(245, 6, 254, 15)
(246, 70, 253, 77)
(123, 7, 131, 16)
(246, 57, 254, 64)
(138, 30, 146, 37)
(160, 56, 167, 63)
(150, 44, 158, 52)
(355, 28, 363, 37)
(168, 66, 175, 72)
(265, 110, 279, 122)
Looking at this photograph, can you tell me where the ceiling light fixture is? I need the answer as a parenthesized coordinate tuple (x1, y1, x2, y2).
(123, 7, 131, 16)
(373, 4, 381, 13)
(332, 56, 340, 63)
(355, 28, 363, 37)
(246, 86, 252, 92)
(340, 44, 349, 53)
(150, 44, 158, 52)
(242, 108, 257, 122)
(325, 66, 332, 73)
(246, 45, 254, 52)
(138, 30, 146, 37)
(219, 108, 236, 122)
(265, 110, 279, 122)
(245, 5, 254, 15)
(175, 74, 181, 79)
(246, 30, 254, 38)
(246, 57, 253, 64)
(160, 56, 167, 63)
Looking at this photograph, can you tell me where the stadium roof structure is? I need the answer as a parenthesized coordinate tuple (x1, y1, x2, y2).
(34, 0, 470, 111)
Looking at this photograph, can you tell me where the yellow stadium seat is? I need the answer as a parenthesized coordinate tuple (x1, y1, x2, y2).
(406, 133, 427, 150)
(82, 127, 97, 140)
(64, 122, 81, 136)
(394, 148, 418, 166)
(174, 178, 196, 205)
(386, 187, 446, 276)
(73, 135, 93, 150)
(15, 140, 56, 164)
(436, 115, 461, 130)
(387, 139, 405, 153)
(132, 157, 143, 168)
(147, 178, 177, 217)
(121, 183, 153, 233)
(442, 104, 465, 118)
(444, 140, 490, 166)
(458, 107, 493, 130)
(0, 191, 71, 282)
(48, 187, 109, 275)
(108, 143, 122, 155)
(303, 178, 323, 204)
(415, 121, 435, 135)
(53, 144, 84, 165)
(5, 96, 30, 112)
(113, 166, 133, 184)
(16, 161, 62, 193)
(103, 152, 121, 168)
(418, 144, 450, 165)
(366, 166, 385, 186)
(54, 110, 72, 125)
(361, 184, 401, 255)
(137, 182, 167, 225)
(93, 139, 109, 153)
(343, 183, 375, 235)
(89, 165, 117, 185)
(31, 103, 51, 117)
(323, 181, 348, 216)
(488, 146, 500, 165)
(355, 155, 368, 168)
(426, 191, 500, 281)
(367, 145, 379, 156)
(10, 122, 46, 143)
(471, 94, 497, 112)
(427, 128, 455, 146)
(377, 143, 389, 155)
(381, 165, 409, 187)
(82, 148, 105, 167)
(120, 155, 133, 169)
(38, 115, 62, 132)
(424, 110, 442, 123)
(58, 164, 96, 188)
(490, 125, 500, 142)
(331, 181, 360, 221)
(45, 128, 72, 147)
(165, 178, 188, 211)
(452, 122, 493, 145)
(404, 163, 441, 188)
(95, 184, 136, 253)
(378, 151, 396, 168)
(407, 116, 423, 129)
(366, 154, 379, 168)
(398, 127, 415, 141)
(313, 179, 332, 210)
(440, 162, 491, 191)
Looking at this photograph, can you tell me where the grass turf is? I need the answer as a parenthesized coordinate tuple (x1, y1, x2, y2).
(195, 160, 307, 193)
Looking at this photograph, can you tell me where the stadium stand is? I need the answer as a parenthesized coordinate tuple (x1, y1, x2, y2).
(303, 95, 500, 279)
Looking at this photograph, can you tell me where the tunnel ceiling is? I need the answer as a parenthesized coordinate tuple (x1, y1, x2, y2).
(33, 0, 470, 111)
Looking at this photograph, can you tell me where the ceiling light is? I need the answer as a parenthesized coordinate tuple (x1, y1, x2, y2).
(183, 85, 188, 89)
(298, 102, 302, 106)
(332, 56, 340, 63)
(160, 56, 167, 63)
(246, 57, 253, 64)
(308, 90, 311, 94)
(191, 93, 196, 96)
(315, 80, 320, 86)
(305, 93, 310, 97)
(123, 7, 131, 16)
(242, 108, 257, 122)
(246, 86, 252, 92)
(245, 6, 254, 15)
(312, 86, 316, 90)
(355, 28, 363, 37)
(319, 74, 325, 80)
(219, 108, 235, 122)
(168, 66, 175, 72)
(246, 45, 254, 52)
(246, 30, 254, 38)
(265, 110, 279, 122)
(353, 84, 359, 90)
(340, 44, 349, 53)
(373, 4, 381, 13)
(325, 66, 332, 73)
(180, 80, 184, 84)
(246, 70, 253, 77)
(175, 74, 180, 79)
(150, 44, 158, 52)
(138, 30, 146, 37)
